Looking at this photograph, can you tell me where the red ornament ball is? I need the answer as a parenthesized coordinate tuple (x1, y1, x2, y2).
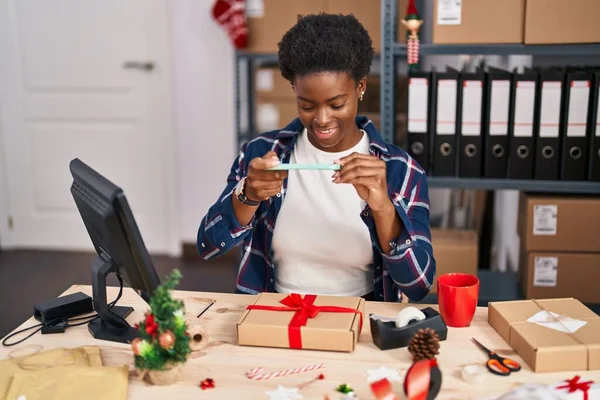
(159, 330, 176, 349)
(200, 378, 215, 390)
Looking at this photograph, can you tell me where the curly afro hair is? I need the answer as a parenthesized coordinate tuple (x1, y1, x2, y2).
(277, 13, 374, 85)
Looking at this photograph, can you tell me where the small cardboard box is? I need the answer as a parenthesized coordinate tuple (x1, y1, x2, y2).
(432, 0, 525, 44)
(518, 193, 600, 252)
(237, 292, 365, 352)
(488, 298, 600, 373)
(245, 0, 406, 53)
(245, 0, 325, 54)
(430, 228, 479, 293)
(524, 0, 600, 44)
(255, 99, 298, 132)
(519, 251, 600, 304)
(254, 67, 293, 100)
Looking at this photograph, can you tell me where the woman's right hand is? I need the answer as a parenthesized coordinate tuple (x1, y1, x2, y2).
(244, 151, 288, 202)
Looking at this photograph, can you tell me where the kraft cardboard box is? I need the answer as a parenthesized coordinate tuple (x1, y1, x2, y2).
(519, 251, 600, 304)
(488, 298, 600, 372)
(524, 0, 600, 44)
(245, 0, 325, 53)
(432, 0, 524, 44)
(430, 228, 479, 293)
(254, 67, 293, 100)
(245, 1, 407, 53)
(518, 193, 600, 253)
(255, 99, 297, 133)
(237, 292, 364, 352)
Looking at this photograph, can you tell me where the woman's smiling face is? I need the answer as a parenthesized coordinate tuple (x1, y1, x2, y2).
(293, 71, 366, 153)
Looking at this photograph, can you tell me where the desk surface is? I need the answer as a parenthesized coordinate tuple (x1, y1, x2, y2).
(2, 285, 599, 399)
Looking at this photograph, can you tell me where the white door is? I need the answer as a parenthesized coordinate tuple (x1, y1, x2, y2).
(0, 0, 178, 254)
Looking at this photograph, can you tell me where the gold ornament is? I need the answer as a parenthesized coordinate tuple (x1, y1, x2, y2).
(159, 330, 176, 349)
(131, 337, 142, 355)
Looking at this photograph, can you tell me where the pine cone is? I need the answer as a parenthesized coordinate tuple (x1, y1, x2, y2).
(407, 328, 440, 362)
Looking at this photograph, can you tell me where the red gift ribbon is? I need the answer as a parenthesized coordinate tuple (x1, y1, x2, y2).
(246, 293, 363, 349)
(557, 375, 593, 400)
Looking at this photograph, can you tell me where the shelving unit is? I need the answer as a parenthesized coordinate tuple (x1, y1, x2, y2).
(380, 0, 600, 194)
(235, 0, 600, 193)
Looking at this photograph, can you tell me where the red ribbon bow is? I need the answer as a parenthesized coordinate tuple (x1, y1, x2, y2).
(246, 293, 363, 349)
(557, 375, 593, 400)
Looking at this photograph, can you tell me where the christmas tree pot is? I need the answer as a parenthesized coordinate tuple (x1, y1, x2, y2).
(369, 307, 447, 351)
(144, 361, 184, 386)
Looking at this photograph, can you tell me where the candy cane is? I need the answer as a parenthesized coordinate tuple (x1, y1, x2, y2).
(246, 363, 325, 380)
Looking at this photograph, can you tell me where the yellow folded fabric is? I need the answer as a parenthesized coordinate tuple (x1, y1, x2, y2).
(0, 347, 102, 398)
(4, 364, 129, 400)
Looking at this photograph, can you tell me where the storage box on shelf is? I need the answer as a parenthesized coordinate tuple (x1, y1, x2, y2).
(432, 0, 525, 44)
(524, 0, 600, 45)
(518, 193, 600, 304)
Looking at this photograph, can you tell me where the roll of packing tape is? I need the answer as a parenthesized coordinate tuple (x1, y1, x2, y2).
(461, 364, 488, 384)
(395, 307, 427, 328)
(188, 324, 209, 352)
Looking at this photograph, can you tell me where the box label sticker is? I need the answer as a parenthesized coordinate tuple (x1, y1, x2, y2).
(533, 256, 558, 287)
(527, 310, 587, 333)
(533, 205, 557, 235)
(246, 0, 264, 17)
(437, 0, 462, 25)
(256, 69, 274, 92)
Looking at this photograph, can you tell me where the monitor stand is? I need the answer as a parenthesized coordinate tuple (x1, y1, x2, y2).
(89, 254, 138, 344)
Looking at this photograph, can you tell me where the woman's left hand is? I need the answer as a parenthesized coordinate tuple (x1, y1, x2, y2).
(333, 152, 391, 213)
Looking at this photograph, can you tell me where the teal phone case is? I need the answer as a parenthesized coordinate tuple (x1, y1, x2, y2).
(267, 163, 341, 171)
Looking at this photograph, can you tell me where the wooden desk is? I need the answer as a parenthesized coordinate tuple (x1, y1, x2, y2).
(2, 285, 599, 399)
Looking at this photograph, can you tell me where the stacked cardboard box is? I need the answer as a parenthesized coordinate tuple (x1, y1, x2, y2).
(254, 67, 296, 132)
(429, 228, 479, 293)
(430, 0, 600, 45)
(518, 193, 600, 304)
(245, 0, 410, 54)
(524, 0, 600, 44)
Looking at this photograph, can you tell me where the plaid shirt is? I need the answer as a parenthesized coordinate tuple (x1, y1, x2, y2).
(197, 116, 435, 302)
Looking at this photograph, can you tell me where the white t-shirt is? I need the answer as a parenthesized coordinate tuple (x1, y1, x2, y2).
(272, 128, 374, 296)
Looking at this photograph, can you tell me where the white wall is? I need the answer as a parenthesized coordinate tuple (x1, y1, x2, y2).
(172, 0, 237, 243)
(0, 4, 11, 247)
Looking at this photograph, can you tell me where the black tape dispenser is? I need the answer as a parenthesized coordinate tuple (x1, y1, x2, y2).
(370, 306, 448, 351)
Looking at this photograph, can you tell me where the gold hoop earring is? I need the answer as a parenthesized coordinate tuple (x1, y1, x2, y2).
(360, 91, 364, 101)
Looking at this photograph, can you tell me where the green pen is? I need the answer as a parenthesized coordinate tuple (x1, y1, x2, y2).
(267, 163, 341, 171)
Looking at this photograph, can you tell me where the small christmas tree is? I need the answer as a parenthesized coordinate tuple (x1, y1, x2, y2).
(131, 269, 191, 372)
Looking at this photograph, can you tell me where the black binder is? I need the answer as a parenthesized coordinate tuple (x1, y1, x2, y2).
(432, 68, 459, 177)
(532, 68, 564, 180)
(560, 69, 592, 181)
(406, 71, 432, 173)
(457, 68, 484, 177)
(508, 69, 538, 180)
(589, 71, 600, 181)
(483, 67, 512, 178)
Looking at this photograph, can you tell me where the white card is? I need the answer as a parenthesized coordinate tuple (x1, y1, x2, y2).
(534, 257, 558, 287)
(437, 0, 462, 25)
(527, 310, 587, 334)
(533, 205, 557, 235)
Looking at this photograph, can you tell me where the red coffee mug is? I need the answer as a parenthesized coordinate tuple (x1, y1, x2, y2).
(437, 273, 479, 328)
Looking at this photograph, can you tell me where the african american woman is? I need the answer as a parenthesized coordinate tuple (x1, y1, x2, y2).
(198, 13, 435, 303)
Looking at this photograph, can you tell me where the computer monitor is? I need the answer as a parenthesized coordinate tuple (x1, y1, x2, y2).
(69, 158, 160, 344)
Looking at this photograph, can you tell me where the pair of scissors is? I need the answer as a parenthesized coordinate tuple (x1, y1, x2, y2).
(472, 337, 521, 376)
